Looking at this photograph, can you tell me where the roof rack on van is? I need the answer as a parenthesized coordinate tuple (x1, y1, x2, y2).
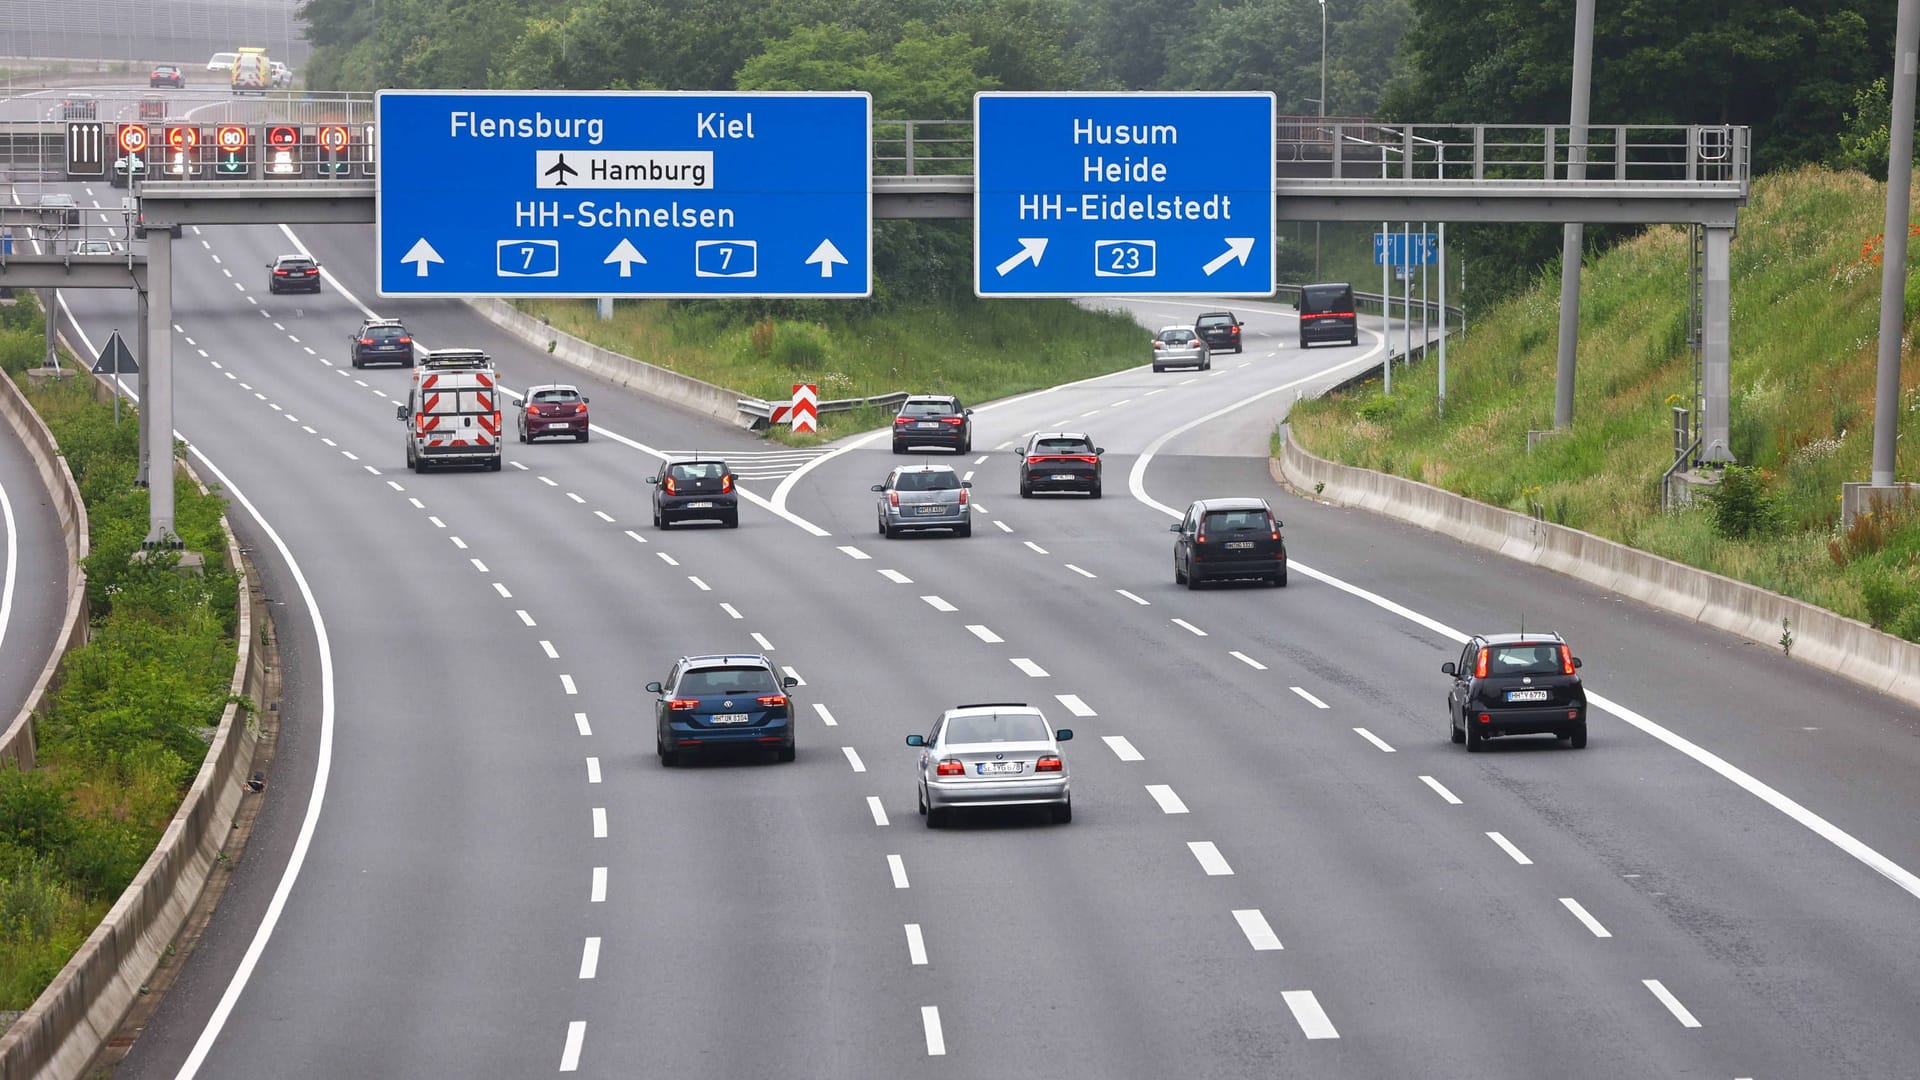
(421, 348, 492, 368)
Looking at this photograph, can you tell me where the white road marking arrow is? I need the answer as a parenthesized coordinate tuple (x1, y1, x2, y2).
(400, 238, 443, 277)
(1202, 237, 1256, 276)
(995, 237, 1048, 276)
(805, 238, 848, 278)
(603, 237, 647, 277)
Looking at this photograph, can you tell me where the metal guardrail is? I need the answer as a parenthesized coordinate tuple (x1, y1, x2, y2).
(737, 390, 909, 426)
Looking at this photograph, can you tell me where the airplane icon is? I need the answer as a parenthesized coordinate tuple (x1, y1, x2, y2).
(544, 153, 577, 186)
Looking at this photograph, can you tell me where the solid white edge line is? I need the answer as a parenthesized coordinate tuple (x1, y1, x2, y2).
(867, 796, 889, 826)
(1418, 775, 1463, 805)
(921, 1005, 946, 1056)
(905, 923, 928, 964)
(559, 1020, 586, 1071)
(1282, 990, 1340, 1039)
(0, 467, 15, 655)
(1559, 897, 1612, 938)
(1232, 908, 1283, 950)
(1643, 979, 1702, 1027)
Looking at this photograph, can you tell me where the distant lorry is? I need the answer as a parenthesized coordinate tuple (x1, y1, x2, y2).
(230, 47, 270, 93)
(397, 349, 504, 472)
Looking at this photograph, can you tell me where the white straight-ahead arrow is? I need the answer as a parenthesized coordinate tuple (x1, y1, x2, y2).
(805, 238, 849, 278)
(995, 237, 1048, 276)
(400, 238, 443, 277)
(604, 238, 647, 277)
(1202, 238, 1256, 276)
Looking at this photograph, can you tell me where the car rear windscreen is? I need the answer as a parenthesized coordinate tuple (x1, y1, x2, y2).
(1034, 438, 1092, 454)
(1159, 330, 1196, 342)
(1197, 315, 1233, 328)
(1488, 645, 1563, 675)
(946, 713, 1050, 743)
(679, 666, 778, 694)
(1301, 286, 1353, 314)
(532, 389, 579, 403)
(670, 462, 726, 480)
(902, 401, 952, 416)
(1204, 509, 1270, 532)
(899, 471, 959, 491)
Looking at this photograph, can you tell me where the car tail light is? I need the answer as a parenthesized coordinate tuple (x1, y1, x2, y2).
(1559, 644, 1576, 675)
(894, 416, 911, 425)
(1073, 455, 1099, 463)
(942, 417, 963, 426)
(1474, 648, 1489, 678)
(1231, 325, 1241, 336)
(359, 337, 374, 345)
(669, 699, 700, 711)
(721, 474, 734, 493)
(1195, 529, 1206, 545)
(1036, 755, 1063, 772)
(1028, 455, 1045, 464)
(756, 694, 788, 708)
(935, 759, 965, 777)
(575, 403, 587, 414)
(527, 404, 539, 414)
(398, 336, 412, 344)
(273, 269, 288, 276)
(958, 487, 969, 506)
(1478, 713, 1492, 725)
(1153, 340, 1165, 350)
(664, 476, 677, 494)
(887, 491, 899, 507)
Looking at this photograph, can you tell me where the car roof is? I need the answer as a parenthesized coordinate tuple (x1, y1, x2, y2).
(665, 457, 728, 466)
(527, 383, 580, 393)
(1197, 311, 1236, 318)
(274, 253, 311, 261)
(680, 654, 773, 669)
(1157, 325, 1196, 333)
(903, 395, 957, 405)
(1195, 497, 1270, 512)
(1028, 431, 1091, 441)
(894, 463, 958, 473)
(943, 703, 1043, 718)
(1479, 632, 1567, 646)
(1303, 281, 1353, 291)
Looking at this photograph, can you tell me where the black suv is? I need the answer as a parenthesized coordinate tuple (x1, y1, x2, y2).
(1195, 311, 1243, 354)
(1170, 498, 1288, 588)
(892, 395, 972, 454)
(1297, 282, 1358, 348)
(647, 458, 738, 528)
(350, 318, 414, 367)
(1016, 431, 1103, 498)
(1442, 633, 1587, 751)
(648, 653, 798, 765)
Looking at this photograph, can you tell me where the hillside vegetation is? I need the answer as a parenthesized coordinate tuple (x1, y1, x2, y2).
(1288, 167, 1920, 640)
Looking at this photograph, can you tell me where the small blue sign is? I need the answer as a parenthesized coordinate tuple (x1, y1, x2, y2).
(975, 92, 1276, 298)
(1373, 232, 1438, 266)
(376, 91, 872, 298)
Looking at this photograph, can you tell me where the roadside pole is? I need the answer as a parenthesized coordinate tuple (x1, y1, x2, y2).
(1871, 0, 1918, 487)
(1438, 222, 1448, 413)
(1553, 0, 1597, 429)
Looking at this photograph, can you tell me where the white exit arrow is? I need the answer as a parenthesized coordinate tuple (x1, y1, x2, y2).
(400, 238, 443, 277)
(604, 238, 647, 277)
(995, 237, 1048, 276)
(805, 238, 848, 278)
(1202, 238, 1256, 277)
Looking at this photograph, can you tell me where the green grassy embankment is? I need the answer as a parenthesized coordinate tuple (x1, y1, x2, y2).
(1287, 166, 1920, 641)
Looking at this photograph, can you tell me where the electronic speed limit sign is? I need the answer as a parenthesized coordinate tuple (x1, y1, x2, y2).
(117, 124, 148, 155)
(215, 124, 250, 177)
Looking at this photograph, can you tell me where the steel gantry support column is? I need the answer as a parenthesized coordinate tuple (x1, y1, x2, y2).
(1552, 0, 1597, 430)
(136, 288, 151, 485)
(1700, 225, 1736, 463)
(1872, 0, 1918, 487)
(141, 225, 178, 546)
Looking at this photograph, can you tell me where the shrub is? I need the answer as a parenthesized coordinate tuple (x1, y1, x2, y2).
(1859, 574, 1916, 630)
(1703, 465, 1786, 540)
(768, 322, 830, 371)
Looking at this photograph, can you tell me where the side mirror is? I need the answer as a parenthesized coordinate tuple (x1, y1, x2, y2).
(582, 396, 590, 403)
(964, 408, 973, 416)
(1440, 662, 1457, 676)
(646, 476, 658, 485)
(782, 676, 798, 689)
(1572, 657, 1583, 669)
(1094, 447, 1106, 455)
(1056, 729, 1073, 741)
(394, 404, 408, 421)
(961, 481, 972, 489)
(1273, 520, 1284, 529)
(645, 681, 663, 694)
(870, 484, 885, 492)
(1168, 523, 1183, 533)
(905, 734, 925, 747)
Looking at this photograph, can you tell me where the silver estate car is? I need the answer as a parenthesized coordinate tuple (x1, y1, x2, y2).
(873, 464, 972, 538)
(1152, 325, 1211, 372)
(907, 703, 1074, 827)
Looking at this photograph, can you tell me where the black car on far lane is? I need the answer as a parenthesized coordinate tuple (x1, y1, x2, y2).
(892, 395, 973, 454)
(648, 458, 738, 528)
(1170, 497, 1288, 588)
(350, 317, 414, 367)
(1443, 632, 1587, 751)
(1016, 431, 1104, 498)
(1195, 311, 1243, 354)
(267, 254, 322, 294)
(149, 65, 187, 88)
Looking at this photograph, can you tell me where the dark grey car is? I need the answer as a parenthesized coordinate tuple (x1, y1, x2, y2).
(874, 464, 972, 537)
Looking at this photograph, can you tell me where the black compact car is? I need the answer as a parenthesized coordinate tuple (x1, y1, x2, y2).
(1297, 282, 1359, 348)
(1170, 498, 1288, 588)
(649, 653, 798, 765)
(892, 395, 972, 454)
(648, 458, 738, 528)
(1016, 431, 1103, 498)
(149, 65, 186, 88)
(350, 318, 414, 367)
(267, 254, 321, 294)
(1443, 633, 1587, 751)
(1195, 311, 1243, 354)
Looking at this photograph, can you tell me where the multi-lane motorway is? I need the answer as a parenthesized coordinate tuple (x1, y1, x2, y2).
(11, 159, 1920, 1079)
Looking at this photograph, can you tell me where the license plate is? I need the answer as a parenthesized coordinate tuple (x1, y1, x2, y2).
(978, 761, 1022, 775)
(687, 501, 713, 508)
(1506, 690, 1550, 702)
(917, 422, 939, 429)
(710, 713, 749, 724)
(915, 504, 945, 515)
(1226, 541, 1255, 549)
(1051, 474, 1077, 481)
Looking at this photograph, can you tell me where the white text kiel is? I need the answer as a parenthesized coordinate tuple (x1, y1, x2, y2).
(696, 112, 755, 139)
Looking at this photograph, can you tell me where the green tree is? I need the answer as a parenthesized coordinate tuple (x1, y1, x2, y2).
(1830, 77, 1914, 181)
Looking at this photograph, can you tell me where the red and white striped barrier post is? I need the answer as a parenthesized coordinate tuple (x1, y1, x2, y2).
(790, 383, 818, 433)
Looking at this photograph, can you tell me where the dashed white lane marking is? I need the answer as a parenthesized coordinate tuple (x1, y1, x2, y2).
(224, 372, 236, 380)
(751, 631, 774, 651)
(353, 379, 367, 387)
(720, 603, 742, 619)
(1146, 784, 1189, 814)
(922, 595, 956, 612)
(1188, 841, 1234, 876)
(781, 666, 806, 685)
(566, 492, 585, 504)
(1171, 618, 1207, 636)
(842, 747, 867, 773)
(1643, 980, 1701, 1027)
(922, 1006, 946, 1056)
(590, 867, 607, 903)
(1080, 408, 1102, 418)
(585, 757, 601, 784)
(1178, 377, 1198, 385)
(579, 937, 601, 979)
(321, 437, 337, 447)
(429, 516, 445, 528)
(1291, 687, 1330, 709)
(1024, 540, 1049, 555)
(1284, 991, 1340, 1039)
(385, 480, 403, 492)
(304, 426, 317, 435)
(1065, 564, 1097, 578)
(363, 465, 382, 477)
(1109, 397, 1133, 407)
(540, 640, 559, 659)
(623, 529, 647, 544)
(591, 808, 607, 838)
(888, 854, 910, 889)
(341, 450, 359, 461)
(510, 461, 528, 471)
(836, 545, 871, 560)
(199, 348, 211, 358)
(516, 610, 536, 626)
(1103, 735, 1143, 761)
(1487, 832, 1533, 865)
(1055, 694, 1095, 717)
(970, 504, 989, 515)
(966, 624, 1003, 643)
(1230, 651, 1267, 670)
(593, 510, 614, 523)
(469, 558, 489, 573)
(492, 583, 512, 598)
(539, 476, 557, 487)
(408, 498, 424, 509)
(1116, 589, 1150, 606)
(657, 552, 678, 566)
(1353, 728, 1396, 752)
(1419, 775, 1463, 804)
(814, 703, 838, 727)
(905, 923, 928, 964)
(272, 321, 284, 331)
(1560, 897, 1612, 938)
(1233, 909, 1284, 951)
(1010, 657, 1050, 677)
(688, 576, 711, 591)
(867, 796, 889, 826)
(559, 1021, 586, 1072)
(253, 392, 265, 400)
(574, 713, 592, 736)
(992, 520, 1013, 533)
(560, 674, 578, 695)
(973, 455, 989, 465)
(879, 569, 913, 584)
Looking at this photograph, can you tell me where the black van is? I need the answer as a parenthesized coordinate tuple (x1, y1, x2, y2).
(1297, 282, 1359, 348)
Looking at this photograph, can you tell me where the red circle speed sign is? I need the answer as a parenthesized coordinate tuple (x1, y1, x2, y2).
(216, 124, 247, 151)
(267, 125, 298, 149)
(319, 125, 348, 152)
(166, 125, 198, 150)
(117, 125, 148, 154)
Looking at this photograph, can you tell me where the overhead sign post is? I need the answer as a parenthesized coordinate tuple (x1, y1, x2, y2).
(1373, 232, 1438, 265)
(374, 90, 872, 298)
(66, 121, 105, 177)
(973, 92, 1275, 298)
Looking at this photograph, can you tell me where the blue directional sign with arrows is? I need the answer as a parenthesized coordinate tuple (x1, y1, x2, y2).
(974, 92, 1275, 298)
(376, 91, 872, 298)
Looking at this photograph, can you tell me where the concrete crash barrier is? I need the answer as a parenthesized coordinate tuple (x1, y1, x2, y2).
(1277, 435, 1920, 713)
(0, 458, 263, 1080)
(0, 367, 90, 771)
(463, 299, 753, 429)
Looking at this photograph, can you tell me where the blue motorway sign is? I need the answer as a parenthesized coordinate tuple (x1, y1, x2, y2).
(376, 91, 871, 298)
(974, 92, 1275, 298)
(1374, 232, 1438, 266)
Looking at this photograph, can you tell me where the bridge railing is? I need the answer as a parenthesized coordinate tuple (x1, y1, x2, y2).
(1307, 123, 1748, 185)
